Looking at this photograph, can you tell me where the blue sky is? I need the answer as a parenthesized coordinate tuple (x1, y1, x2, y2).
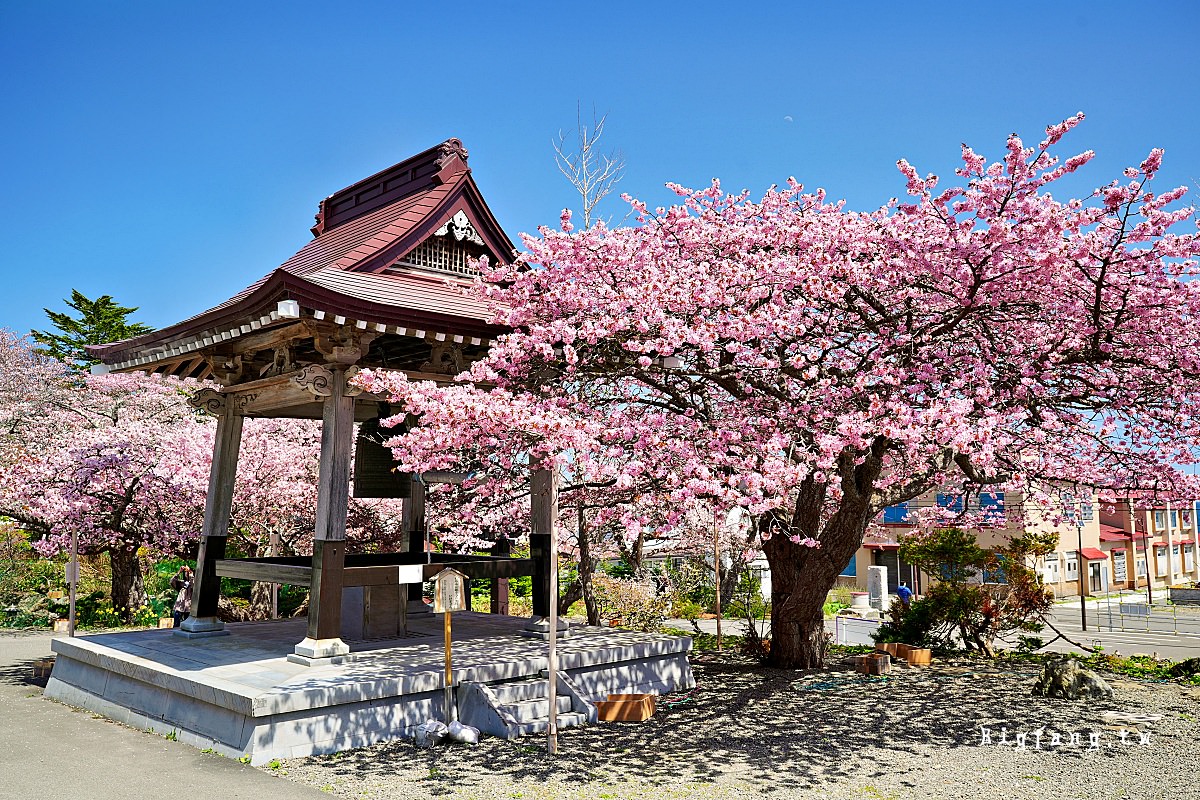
(2, 1, 1198, 337)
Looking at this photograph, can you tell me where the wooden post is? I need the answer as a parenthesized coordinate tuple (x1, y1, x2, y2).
(530, 533, 550, 618)
(531, 468, 560, 756)
(404, 477, 429, 610)
(490, 537, 511, 615)
(295, 368, 354, 661)
(443, 610, 454, 721)
(179, 403, 243, 637)
(713, 513, 722, 652)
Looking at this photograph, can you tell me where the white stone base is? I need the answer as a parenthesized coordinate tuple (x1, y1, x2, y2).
(44, 614, 694, 764)
(293, 636, 350, 660)
(174, 616, 229, 638)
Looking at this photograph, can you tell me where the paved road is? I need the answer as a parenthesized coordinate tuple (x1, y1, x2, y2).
(667, 603, 1200, 662)
(0, 632, 327, 800)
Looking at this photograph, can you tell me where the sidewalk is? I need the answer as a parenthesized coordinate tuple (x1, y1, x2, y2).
(0, 631, 328, 799)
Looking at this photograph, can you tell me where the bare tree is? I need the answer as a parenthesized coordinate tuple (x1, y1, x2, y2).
(553, 105, 626, 229)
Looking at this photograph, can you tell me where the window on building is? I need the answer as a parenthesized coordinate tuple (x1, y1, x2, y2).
(1155, 510, 1166, 530)
(883, 503, 910, 524)
(936, 494, 964, 513)
(1156, 547, 1168, 576)
(1042, 553, 1059, 582)
(1064, 554, 1079, 580)
(1136, 557, 1147, 577)
(978, 492, 1005, 525)
(982, 557, 1009, 584)
(1170, 510, 1180, 529)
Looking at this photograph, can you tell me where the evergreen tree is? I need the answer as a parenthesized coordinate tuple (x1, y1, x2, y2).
(31, 290, 153, 370)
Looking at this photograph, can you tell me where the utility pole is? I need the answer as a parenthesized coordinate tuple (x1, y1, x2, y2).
(1076, 516, 1087, 632)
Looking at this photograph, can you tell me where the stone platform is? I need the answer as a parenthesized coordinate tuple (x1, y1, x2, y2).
(44, 613, 693, 764)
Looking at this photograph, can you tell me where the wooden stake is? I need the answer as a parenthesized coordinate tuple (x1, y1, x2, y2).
(444, 610, 455, 722)
(532, 468, 559, 756)
(714, 513, 722, 652)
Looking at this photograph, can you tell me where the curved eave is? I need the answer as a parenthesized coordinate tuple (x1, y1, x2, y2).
(89, 269, 508, 367)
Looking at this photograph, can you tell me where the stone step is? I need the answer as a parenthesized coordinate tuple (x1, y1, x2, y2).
(512, 711, 590, 737)
(489, 678, 548, 704)
(502, 694, 573, 723)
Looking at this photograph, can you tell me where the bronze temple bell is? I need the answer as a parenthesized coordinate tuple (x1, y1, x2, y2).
(353, 415, 412, 498)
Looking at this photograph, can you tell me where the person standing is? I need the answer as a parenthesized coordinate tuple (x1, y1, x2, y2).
(170, 565, 193, 628)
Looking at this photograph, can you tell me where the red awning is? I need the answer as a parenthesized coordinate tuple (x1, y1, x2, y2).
(1099, 524, 1131, 541)
(1079, 548, 1108, 559)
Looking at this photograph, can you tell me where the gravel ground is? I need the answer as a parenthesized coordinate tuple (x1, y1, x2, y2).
(276, 653, 1200, 800)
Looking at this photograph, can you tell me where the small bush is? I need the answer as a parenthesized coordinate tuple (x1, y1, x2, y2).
(591, 573, 671, 632)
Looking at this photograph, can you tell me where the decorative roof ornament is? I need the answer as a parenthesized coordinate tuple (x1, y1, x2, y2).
(434, 210, 485, 246)
(436, 138, 469, 169)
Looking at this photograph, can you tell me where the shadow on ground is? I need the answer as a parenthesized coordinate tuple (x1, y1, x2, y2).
(292, 653, 1183, 796)
(0, 658, 49, 689)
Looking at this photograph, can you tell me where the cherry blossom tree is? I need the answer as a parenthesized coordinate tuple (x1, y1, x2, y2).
(0, 329, 72, 468)
(369, 115, 1200, 666)
(1, 332, 412, 621)
(0, 369, 211, 616)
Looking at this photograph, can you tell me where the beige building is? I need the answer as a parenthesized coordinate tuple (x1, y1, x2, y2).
(1097, 501, 1199, 593)
(849, 491, 1200, 598)
(850, 490, 1115, 599)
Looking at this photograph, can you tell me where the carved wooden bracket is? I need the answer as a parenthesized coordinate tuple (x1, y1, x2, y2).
(189, 388, 227, 414)
(421, 342, 467, 375)
(206, 355, 244, 385)
(313, 325, 376, 365)
(293, 365, 334, 397)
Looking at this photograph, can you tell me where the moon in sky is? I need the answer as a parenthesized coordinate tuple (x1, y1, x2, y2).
(784, 115, 794, 123)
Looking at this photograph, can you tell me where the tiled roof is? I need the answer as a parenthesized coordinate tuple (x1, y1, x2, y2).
(89, 139, 513, 364)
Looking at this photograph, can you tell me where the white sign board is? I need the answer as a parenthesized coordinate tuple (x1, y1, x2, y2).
(1113, 555, 1127, 583)
(433, 568, 467, 613)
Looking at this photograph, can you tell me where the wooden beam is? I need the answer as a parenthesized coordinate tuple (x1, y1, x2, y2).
(230, 374, 322, 416)
(211, 320, 318, 357)
(214, 559, 312, 587)
(427, 558, 535, 581)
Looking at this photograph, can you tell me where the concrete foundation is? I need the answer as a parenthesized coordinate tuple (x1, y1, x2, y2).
(45, 613, 693, 764)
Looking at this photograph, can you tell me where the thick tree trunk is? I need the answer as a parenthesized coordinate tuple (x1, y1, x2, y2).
(249, 581, 274, 620)
(764, 502, 870, 668)
(557, 576, 583, 616)
(109, 544, 146, 619)
(763, 534, 836, 668)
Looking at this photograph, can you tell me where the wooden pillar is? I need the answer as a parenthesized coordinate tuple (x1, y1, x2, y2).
(294, 367, 355, 661)
(404, 477, 431, 611)
(528, 468, 558, 620)
(490, 537, 511, 615)
(178, 394, 242, 638)
(530, 533, 551, 618)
